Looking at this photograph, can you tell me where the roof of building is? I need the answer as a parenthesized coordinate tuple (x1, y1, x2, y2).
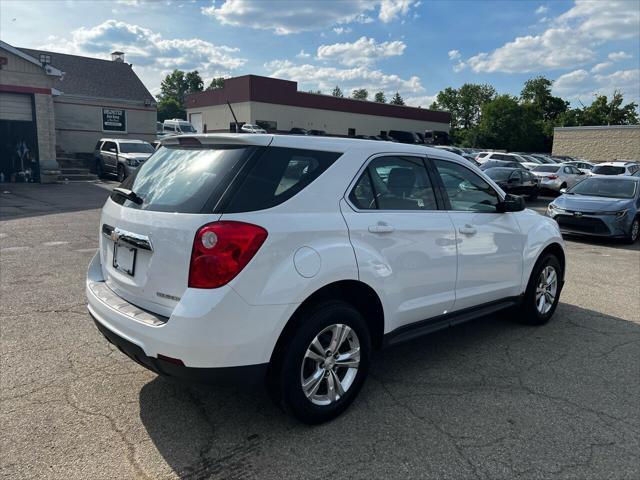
(17, 47, 155, 104)
(186, 75, 451, 124)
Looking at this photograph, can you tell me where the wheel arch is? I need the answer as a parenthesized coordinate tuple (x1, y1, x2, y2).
(536, 242, 566, 282)
(269, 279, 385, 366)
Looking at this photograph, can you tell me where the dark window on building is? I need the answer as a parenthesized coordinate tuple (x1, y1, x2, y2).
(348, 128, 356, 136)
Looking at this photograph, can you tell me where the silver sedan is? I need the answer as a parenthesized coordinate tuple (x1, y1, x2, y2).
(531, 164, 587, 192)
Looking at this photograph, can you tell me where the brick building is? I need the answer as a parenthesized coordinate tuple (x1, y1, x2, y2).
(0, 41, 156, 183)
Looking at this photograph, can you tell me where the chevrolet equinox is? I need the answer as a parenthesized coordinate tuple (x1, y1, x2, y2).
(87, 134, 565, 424)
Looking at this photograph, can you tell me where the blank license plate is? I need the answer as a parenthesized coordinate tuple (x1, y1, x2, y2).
(113, 243, 137, 276)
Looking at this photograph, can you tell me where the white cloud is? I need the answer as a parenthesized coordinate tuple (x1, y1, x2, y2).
(316, 37, 406, 67)
(590, 62, 612, 73)
(608, 51, 632, 62)
(462, 0, 639, 74)
(378, 0, 419, 23)
(467, 27, 594, 73)
(296, 49, 311, 59)
(333, 27, 352, 35)
(553, 68, 640, 103)
(453, 61, 466, 73)
(265, 59, 428, 105)
(535, 5, 548, 15)
(448, 49, 461, 60)
(202, 0, 416, 35)
(39, 20, 246, 90)
(404, 94, 437, 108)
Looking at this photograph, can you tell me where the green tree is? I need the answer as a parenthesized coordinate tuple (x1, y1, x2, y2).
(577, 91, 639, 126)
(389, 92, 405, 105)
(475, 95, 545, 152)
(307, 89, 322, 94)
(352, 88, 368, 100)
(332, 85, 344, 97)
(157, 97, 185, 122)
(431, 84, 496, 130)
(185, 70, 204, 94)
(374, 91, 386, 103)
(207, 77, 225, 90)
(158, 69, 204, 104)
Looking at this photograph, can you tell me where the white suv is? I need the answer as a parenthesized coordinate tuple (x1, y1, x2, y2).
(87, 134, 565, 423)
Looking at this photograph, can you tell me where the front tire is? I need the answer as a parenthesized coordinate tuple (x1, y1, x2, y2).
(625, 217, 640, 244)
(117, 164, 126, 183)
(270, 301, 371, 424)
(519, 253, 562, 325)
(527, 188, 539, 201)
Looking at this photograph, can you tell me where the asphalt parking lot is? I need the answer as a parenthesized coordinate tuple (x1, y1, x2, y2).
(1, 182, 639, 480)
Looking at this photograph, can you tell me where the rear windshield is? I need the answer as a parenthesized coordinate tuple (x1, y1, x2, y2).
(111, 146, 256, 213)
(592, 165, 625, 175)
(484, 168, 514, 181)
(568, 178, 636, 198)
(110, 146, 341, 213)
(119, 142, 155, 154)
(533, 165, 560, 173)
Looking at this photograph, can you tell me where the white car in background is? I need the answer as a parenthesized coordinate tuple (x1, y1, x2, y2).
(240, 123, 267, 134)
(590, 161, 640, 176)
(531, 164, 586, 192)
(476, 152, 538, 170)
(563, 160, 595, 174)
(87, 134, 565, 424)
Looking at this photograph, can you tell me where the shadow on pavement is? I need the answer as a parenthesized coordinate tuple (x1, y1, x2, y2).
(138, 302, 640, 479)
(0, 182, 116, 221)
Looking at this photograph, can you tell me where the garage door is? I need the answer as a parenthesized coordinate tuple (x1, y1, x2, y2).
(0, 92, 33, 121)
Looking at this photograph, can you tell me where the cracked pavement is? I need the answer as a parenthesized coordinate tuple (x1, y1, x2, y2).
(1, 184, 639, 479)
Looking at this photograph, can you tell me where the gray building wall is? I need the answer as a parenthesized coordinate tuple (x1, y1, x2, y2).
(54, 96, 156, 154)
(553, 125, 640, 162)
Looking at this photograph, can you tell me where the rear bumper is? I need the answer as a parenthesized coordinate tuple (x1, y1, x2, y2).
(91, 314, 268, 386)
(86, 251, 296, 375)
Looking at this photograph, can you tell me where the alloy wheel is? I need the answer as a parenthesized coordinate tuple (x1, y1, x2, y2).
(300, 324, 360, 406)
(535, 265, 558, 315)
(631, 219, 639, 242)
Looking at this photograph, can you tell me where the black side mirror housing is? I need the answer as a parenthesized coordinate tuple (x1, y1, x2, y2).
(498, 194, 526, 212)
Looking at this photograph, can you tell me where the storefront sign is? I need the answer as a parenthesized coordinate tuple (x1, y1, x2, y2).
(102, 108, 126, 132)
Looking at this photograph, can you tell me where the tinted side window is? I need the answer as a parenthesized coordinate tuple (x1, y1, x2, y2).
(510, 170, 522, 181)
(434, 160, 501, 213)
(349, 171, 376, 209)
(367, 156, 437, 210)
(224, 147, 341, 213)
(102, 141, 116, 152)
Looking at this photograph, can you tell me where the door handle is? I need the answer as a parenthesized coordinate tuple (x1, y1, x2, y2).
(368, 223, 395, 234)
(458, 224, 477, 235)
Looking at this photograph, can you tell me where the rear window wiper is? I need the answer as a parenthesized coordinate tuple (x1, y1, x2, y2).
(113, 187, 144, 205)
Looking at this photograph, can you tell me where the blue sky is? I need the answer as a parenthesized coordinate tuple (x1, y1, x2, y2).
(1, 0, 638, 107)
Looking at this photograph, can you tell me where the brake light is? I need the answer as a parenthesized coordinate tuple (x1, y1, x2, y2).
(548, 175, 558, 179)
(188, 221, 268, 289)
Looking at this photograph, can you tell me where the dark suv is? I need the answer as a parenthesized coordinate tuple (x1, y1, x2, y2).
(388, 130, 422, 144)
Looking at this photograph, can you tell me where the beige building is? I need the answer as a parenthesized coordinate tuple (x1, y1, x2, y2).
(186, 75, 451, 138)
(552, 125, 640, 163)
(0, 41, 156, 183)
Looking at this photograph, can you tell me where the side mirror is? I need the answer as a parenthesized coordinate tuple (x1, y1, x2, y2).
(578, 171, 586, 175)
(560, 188, 567, 194)
(499, 194, 525, 212)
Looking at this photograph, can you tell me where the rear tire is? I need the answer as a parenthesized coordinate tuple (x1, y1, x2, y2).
(518, 253, 562, 325)
(269, 301, 371, 424)
(527, 188, 539, 201)
(117, 164, 126, 183)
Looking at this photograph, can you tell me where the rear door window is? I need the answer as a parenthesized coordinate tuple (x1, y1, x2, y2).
(222, 147, 341, 213)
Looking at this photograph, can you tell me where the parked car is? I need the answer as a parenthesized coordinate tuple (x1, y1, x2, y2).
(531, 164, 586, 192)
(433, 145, 466, 156)
(528, 154, 558, 164)
(475, 152, 536, 169)
(378, 132, 398, 142)
(484, 167, 540, 200)
(564, 160, 595, 174)
(388, 130, 422, 144)
(308, 129, 326, 136)
(289, 127, 309, 135)
(240, 123, 267, 134)
(547, 176, 640, 243)
(479, 159, 525, 171)
(461, 154, 480, 166)
(94, 139, 156, 182)
(87, 134, 565, 424)
(163, 119, 197, 134)
(590, 162, 640, 176)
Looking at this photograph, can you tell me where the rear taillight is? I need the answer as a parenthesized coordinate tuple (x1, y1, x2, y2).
(188, 221, 268, 289)
(548, 175, 558, 179)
